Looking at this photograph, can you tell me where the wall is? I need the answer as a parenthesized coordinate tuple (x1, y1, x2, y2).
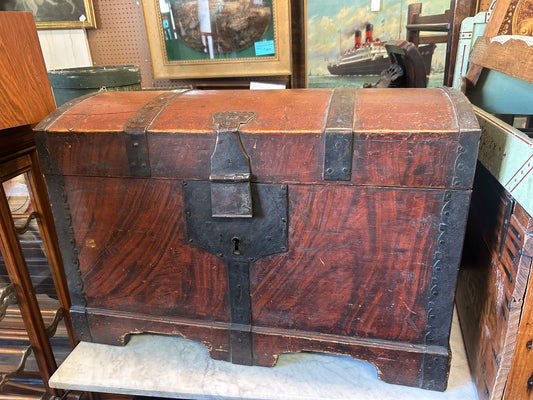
(36, 0, 483, 89)
(86, 0, 157, 88)
(38, 0, 299, 89)
(38, 29, 92, 70)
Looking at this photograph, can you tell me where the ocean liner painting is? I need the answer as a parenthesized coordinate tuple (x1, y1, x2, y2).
(327, 23, 436, 76)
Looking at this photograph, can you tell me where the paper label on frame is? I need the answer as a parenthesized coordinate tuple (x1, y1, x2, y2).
(255, 40, 275, 56)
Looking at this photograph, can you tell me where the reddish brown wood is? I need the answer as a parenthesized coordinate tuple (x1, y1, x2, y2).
(35, 87, 480, 391)
(66, 180, 442, 339)
(0, 126, 36, 163)
(24, 150, 77, 348)
(63, 176, 229, 322)
(0, 12, 55, 130)
(252, 184, 440, 342)
(83, 308, 232, 362)
(252, 330, 430, 388)
(40, 89, 470, 189)
(504, 215, 533, 399)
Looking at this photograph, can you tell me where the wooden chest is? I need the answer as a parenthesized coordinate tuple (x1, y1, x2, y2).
(455, 108, 533, 400)
(457, 163, 533, 400)
(35, 88, 480, 391)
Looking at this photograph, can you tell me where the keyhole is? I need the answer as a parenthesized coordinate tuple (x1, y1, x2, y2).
(232, 237, 241, 255)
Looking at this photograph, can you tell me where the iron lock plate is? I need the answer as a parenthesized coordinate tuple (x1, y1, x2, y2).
(183, 181, 288, 262)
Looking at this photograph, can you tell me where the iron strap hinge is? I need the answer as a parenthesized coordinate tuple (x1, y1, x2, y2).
(210, 111, 257, 218)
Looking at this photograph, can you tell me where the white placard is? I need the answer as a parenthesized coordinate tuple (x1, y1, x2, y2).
(371, 0, 380, 12)
(250, 81, 286, 90)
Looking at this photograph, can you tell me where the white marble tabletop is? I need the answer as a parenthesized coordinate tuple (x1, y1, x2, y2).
(50, 309, 478, 400)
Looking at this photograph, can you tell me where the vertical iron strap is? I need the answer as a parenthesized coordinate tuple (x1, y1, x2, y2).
(440, 87, 481, 190)
(124, 90, 188, 177)
(227, 260, 253, 365)
(183, 181, 289, 365)
(323, 87, 357, 181)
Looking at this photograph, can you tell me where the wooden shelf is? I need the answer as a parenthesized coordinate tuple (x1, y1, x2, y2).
(0, 295, 66, 395)
(0, 393, 45, 400)
(0, 344, 32, 387)
(0, 284, 16, 321)
(0, 296, 64, 341)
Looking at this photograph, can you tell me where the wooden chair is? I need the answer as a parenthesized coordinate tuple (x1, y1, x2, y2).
(406, 1, 477, 87)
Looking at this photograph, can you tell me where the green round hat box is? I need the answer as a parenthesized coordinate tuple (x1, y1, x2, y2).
(48, 65, 142, 107)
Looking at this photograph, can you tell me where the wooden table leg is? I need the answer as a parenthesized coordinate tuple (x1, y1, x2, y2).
(0, 182, 59, 395)
(24, 149, 77, 348)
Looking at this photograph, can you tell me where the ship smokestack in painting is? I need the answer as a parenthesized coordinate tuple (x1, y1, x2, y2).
(327, 19, 435, 77)
(365, 24, 373, 43)
(354, 30, 362, 49)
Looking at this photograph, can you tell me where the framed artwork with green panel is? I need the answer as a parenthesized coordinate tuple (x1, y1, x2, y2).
(142, 0, 291, 79)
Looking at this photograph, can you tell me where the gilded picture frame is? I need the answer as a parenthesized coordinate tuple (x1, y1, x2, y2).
(0, 0, 96, 29)
(141, 0, 292, 79)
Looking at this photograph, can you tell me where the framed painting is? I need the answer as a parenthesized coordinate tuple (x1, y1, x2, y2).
(0, 0, 96, 29)
(141, 0, 292, 79)
(306, 0, 450, 88)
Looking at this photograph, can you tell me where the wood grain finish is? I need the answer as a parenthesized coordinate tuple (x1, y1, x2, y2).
(81, 308, 233, 361)
(252, 184, 440, 342)
(44, 91, 166, 133)
(465, 0, 513, 87)
(35, 88, 480, 391)
(66, 181, 443, 339)
(64, 176, 229, 322)
(38, 88, 475, 189)
(251, 330, 447, 390)
(151, 89, 331, 133)
(504, 210, 533, 399)
(0, 161, 57, 393)
(468, 37, 533, 84)
(0, 126, 36, 163)
(0, 12, 56, 130)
